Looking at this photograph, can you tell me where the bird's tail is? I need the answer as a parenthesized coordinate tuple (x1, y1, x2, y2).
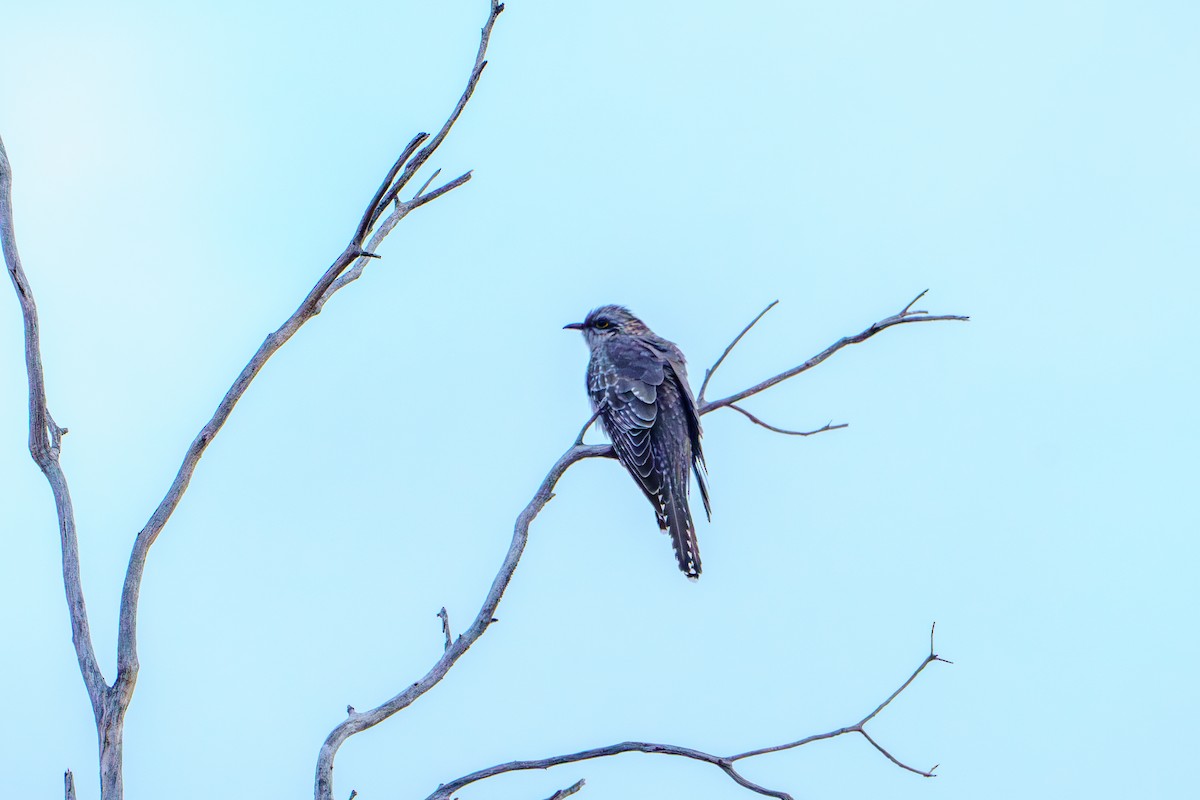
(659, 488, 701, 581)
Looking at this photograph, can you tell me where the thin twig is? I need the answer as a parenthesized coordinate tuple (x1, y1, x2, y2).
(573, 408, 603, 446)
(544, 779, 585, 800)
(413, 168, 443, 200)
(901, 289, 929, 315)
(859, 729, 936, 778)
(437, 607, 452, 652)
(727, 404, 847, 437)
(697, 300, 778, 405)
(371, 1, 503, 220)
(410, 170, 472, 210)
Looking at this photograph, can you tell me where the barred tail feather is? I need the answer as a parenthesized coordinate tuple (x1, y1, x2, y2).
(660, 490, 702, 580)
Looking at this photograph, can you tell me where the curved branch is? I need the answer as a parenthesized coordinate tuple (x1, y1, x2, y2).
(430, 626, 948, 800)
(317, 293, 965, 797)
(700, 291, 970, 414)
(697, 299, 778, 405)
(314, 442, 610, 800)
(726, 404, 847, 437)
(1, 135, 106, 713)
(426, 742, 791, 800)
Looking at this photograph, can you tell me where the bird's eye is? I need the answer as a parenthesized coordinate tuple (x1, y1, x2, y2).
(593, 319, 611, 329)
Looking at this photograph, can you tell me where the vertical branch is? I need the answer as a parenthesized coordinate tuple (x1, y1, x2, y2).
(1, 136, 107, 714)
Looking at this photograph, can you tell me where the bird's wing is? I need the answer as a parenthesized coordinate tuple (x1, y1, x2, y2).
(589, 340, 669, 512)
(653, 341, 710, 522)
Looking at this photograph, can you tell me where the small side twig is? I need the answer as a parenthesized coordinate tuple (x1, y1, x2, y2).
(573, 408, 603, 446)
(701, 292, 969, 416)
(726, 404, 847, 437)
(413, 168, 443, 200)
(437, 607, 452, 652)
(544, 779, 585, 800)
(697, 299, 778, 405)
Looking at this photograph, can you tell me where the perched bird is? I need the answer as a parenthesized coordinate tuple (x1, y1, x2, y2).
(565, 306, 711, 579)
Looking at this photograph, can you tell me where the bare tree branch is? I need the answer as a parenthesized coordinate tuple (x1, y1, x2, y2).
(2, 131, 108, 728)
(316, 296, 964, 797)
(116, 0, 503, 754)
(314, 440, 610, 800)
(437, 607, 453, 652)
(699, 292, 970, 415)
(315, 0, 502, 307)
(697, 299, 778, 405)
(427, 627, 948, 800)
(572, 407, 604, 447)
(544, 779, 586, 800)
(726, 404, 847, 437)
(425, 741, 791, 800)
(6, 3, 503, 798)
(65, 770, 76, 800)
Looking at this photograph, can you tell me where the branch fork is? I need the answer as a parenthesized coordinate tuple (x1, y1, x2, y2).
(4, 0, 966, 796)
(428, 624, 950, 800)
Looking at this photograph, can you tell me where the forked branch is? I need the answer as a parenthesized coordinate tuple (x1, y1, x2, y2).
(317, 296, 965, 798)
(4, 3, 503, 799)
(116, 0, 503, 725)
(700, 291, 969, 416)
(427, 625, 949, 800)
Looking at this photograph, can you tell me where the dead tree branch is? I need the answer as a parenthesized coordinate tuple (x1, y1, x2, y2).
(726, 405, 847, 437)
(544, 779, 586, 800)
(437, 607, 453, 652)
(696, 299, 779, 405)
(2, 131, 111, 761)
(3, 3, 501, 798)
(316, 298, 964, 798)
(426, 626, 948, 800)
(700, 290, 969, 416)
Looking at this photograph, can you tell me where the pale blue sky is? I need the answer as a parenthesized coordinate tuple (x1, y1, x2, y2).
(2, 2, 1197, 799)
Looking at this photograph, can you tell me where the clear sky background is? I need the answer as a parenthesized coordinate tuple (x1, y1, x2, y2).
(2, 1, 1197, 799)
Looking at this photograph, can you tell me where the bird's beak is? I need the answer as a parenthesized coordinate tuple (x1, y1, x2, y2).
(563, 322, 585, 330)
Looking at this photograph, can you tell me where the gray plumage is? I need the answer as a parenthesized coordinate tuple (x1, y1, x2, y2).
(565, 305, 711, 579)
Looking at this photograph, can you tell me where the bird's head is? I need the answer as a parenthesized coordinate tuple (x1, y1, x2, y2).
(563, 305, 649, 345)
